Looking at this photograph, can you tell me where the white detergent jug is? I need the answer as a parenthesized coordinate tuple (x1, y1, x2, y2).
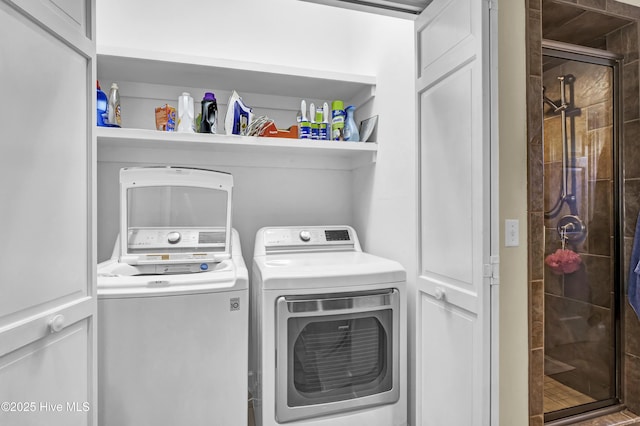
(177, 92, 195, 133)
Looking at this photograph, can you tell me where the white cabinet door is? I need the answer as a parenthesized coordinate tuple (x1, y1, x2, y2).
(0, 0, 96, 425)
(415, 0, 498, 424)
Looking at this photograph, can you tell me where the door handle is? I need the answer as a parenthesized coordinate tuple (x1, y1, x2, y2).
(434, 287, 446, 301)
(49, 314, 65, 333)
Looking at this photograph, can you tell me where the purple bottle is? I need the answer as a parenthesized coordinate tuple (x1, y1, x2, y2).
(199, 92, 218, 133)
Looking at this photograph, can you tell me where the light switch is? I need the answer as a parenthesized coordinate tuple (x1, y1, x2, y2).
(505, 219, 519, 247)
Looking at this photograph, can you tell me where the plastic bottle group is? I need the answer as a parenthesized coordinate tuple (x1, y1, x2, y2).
(95, 82, 362, 141)
(299, 100, 357, 141)
(96, 80, 122, 127)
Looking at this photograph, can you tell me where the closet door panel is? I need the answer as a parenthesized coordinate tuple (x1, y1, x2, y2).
(0, 0, 96, 424)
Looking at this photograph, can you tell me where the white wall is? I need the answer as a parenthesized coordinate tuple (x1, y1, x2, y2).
(97, 0, 405, 77)
(498, 0, 529, 424)
(97, 161, 354, 262)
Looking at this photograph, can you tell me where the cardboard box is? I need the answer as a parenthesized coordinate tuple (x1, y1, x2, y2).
(259, 122, 298, 139)
(155, 104, 176, 131)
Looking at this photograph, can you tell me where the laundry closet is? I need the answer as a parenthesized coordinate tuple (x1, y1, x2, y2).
(0, 0, 505, 424)
(95, 2, 416, 425)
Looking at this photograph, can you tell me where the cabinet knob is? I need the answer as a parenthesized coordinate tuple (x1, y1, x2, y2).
(434, 287, 446, 301)
(49, 314, 65, 333)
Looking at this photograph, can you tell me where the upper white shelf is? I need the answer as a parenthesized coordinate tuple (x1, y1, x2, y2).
(97, 46, 377, 103)
(97, 127, 377, 171)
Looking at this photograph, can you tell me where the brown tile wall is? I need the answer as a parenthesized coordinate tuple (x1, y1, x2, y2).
(609, 17, 640, 417)
(527, 0, 640, 423)
(527, 0, 545, 423)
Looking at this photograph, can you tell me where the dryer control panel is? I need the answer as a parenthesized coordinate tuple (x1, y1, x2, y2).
(262, 226, 359, 253)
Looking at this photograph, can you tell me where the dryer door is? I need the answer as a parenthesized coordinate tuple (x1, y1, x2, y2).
(275, 289, 399, 422)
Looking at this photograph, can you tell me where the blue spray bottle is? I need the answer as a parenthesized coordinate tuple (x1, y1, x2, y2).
(96, 81, 109, 126)
(344, 105, 360, 142)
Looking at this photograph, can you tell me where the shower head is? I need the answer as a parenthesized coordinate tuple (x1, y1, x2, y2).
(554, 103, 568, 113)
(543, 93, 567, 113)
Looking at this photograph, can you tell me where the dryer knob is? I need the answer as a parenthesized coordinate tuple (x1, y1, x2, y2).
(167, 231, 181, 244)
(299, 230, 311, 242)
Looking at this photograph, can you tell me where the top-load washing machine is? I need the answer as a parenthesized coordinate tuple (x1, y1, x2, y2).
(97, 166, 248, 426)
(250, 226, 406, 426)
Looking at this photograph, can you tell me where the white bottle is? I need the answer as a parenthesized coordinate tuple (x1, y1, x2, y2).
(108, 83, 121, 126)
(177, 92, 195, 133)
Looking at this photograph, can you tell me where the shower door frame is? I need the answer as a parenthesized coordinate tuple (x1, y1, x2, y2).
(541, 40, 624, 423)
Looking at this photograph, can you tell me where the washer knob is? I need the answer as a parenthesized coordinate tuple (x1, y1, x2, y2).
(167, 231, 181, 244)
(299, 230, 311, 242)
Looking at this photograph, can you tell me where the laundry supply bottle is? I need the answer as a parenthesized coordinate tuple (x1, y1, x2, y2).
(298, 99, 311, 139)
(177, 92, 195, 133)
(314, 108, 324, 140)
(108, 83, 121, 127)
(199, 92, 218, 133)
(310, 103, 319, 140)
(331, 100, 345, 141)
(343, 105, 360, 142)
(320, 101, 330, 140)
(96, 81, 108, 127)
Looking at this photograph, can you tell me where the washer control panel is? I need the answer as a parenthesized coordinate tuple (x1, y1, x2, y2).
(127, 227, 226, 251)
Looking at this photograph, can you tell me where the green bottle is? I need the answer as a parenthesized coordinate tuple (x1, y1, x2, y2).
(331, 100, 345, 141)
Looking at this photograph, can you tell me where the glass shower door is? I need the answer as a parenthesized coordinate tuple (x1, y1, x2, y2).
(542, 48, 620, 421)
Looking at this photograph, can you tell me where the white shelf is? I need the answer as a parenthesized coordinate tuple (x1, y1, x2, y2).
(97, 127, 377, 171)
(97, 46, 376, 104)
(96, 47, 378, 170)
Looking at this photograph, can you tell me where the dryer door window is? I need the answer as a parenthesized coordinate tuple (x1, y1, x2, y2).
(290, 312, 392, 404)
(276, 290, 400, 423)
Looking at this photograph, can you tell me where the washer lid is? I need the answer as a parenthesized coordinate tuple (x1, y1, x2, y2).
(253, 251, 406, 290)
(118, 167, 233, 265)
(98, 229, 249, 297)
(97, 258, 249, 297)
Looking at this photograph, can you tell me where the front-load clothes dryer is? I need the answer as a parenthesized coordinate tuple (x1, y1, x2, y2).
(97, 167, 248, 426)
(250, 226, 407, 426)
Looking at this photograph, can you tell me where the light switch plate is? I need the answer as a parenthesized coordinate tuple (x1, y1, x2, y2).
(505, 219, 519, 247)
